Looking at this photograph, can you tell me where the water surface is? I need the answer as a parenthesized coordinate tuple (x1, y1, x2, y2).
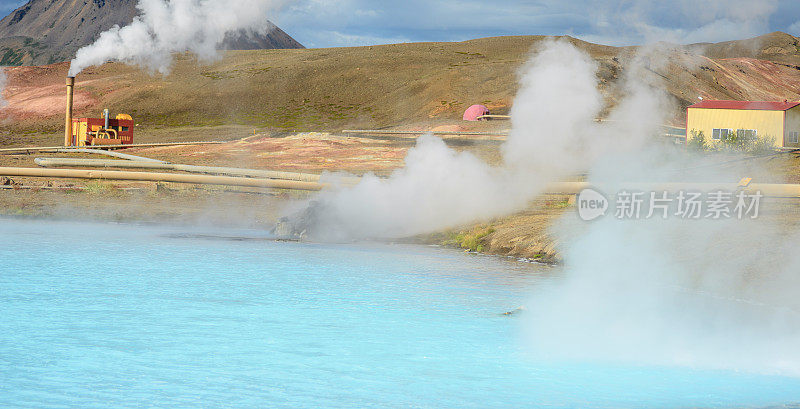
(1, 219, 798, 408)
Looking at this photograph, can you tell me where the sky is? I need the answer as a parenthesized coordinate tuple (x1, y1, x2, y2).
(1, 0, 799, 48)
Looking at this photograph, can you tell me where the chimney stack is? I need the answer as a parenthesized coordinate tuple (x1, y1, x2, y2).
(65, 76, 75, 147)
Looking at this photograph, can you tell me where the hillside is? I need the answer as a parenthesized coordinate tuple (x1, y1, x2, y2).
(0, 0, 303, 66)
(1, 32, 799, 135)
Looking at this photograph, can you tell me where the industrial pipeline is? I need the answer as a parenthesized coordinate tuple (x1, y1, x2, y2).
(33, 158, 358, 184)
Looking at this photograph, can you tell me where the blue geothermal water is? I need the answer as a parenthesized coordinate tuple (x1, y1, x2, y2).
(1, 219, 799, 408)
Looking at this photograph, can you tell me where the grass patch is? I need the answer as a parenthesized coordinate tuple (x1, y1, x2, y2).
(443, 225, 496, 252)
(84, 181, 116, 195)
(544, 198, 571, 209)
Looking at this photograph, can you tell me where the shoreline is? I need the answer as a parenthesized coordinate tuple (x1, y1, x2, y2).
(0, 189, 567, 266)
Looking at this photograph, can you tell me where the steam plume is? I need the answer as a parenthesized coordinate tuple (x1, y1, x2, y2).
(521, 136, 800, 375)
(295, 40, 662, 240)
(525, 208, 800, 375)
(69, 0, 291, 76)
(288, 39, 800, 374)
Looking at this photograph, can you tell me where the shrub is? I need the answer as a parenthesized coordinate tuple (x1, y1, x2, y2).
(687, 130, 708, 151)
(688, 129, 776, 155)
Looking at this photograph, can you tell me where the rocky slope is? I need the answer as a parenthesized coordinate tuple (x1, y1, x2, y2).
(1, 32, 798, 135)
(0, 0, 303, 66)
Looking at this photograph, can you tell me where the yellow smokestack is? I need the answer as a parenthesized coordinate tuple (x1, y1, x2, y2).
(64, 76, 75, 147)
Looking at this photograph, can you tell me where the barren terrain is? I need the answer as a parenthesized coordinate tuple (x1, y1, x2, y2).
(2, 32, 800, 261)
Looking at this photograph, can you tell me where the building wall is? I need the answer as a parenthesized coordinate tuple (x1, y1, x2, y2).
(686, 108, 785, 148)
(784, 106, 800, 148)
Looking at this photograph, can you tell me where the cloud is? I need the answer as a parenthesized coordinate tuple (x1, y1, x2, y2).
(790, 21, 800, 36)
(0, 0, 798, 50)
(274, 0, 797, 48)
(572, 0, 780, 45)
(306, 31, 411, 48)
(275, 0, 588, 47)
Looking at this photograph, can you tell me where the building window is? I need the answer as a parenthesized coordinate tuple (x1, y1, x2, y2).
(712, 128, 732, 140)
(789, 132, 799, 144)
(736, 129, 757, 141)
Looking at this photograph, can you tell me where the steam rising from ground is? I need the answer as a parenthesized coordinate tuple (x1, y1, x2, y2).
(69, 0, 290, 76)
(527, 208, 800, 375)
(299, 41, 662, 240)
(295, 40, 800, 375)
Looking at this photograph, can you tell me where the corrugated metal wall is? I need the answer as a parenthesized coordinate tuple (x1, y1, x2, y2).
(785, 106, 800, 148)
(687, 108, 785, 148)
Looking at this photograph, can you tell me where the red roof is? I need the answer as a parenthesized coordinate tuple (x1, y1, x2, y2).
(688, 100, 800, 111)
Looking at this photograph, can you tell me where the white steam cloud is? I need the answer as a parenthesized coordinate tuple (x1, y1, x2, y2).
(302, 40, 662, 240)
(69, 0, 291, 76)
(526, 210, 800, 375)
(521, 137, 800, 375)
(297, 39, 800, 375)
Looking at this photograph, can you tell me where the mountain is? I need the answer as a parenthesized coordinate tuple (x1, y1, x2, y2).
(0, 0, 303, 66)
(2, 32, 799, 135)
(689, 31, 800, 65)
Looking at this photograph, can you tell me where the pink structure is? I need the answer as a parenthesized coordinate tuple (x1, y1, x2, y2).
(463, 104, 489, 121)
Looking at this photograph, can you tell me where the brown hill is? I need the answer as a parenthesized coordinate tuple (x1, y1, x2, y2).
(1, 33, 799, 136)
(690, 31, 800, 65)
(0, 0, 303, 66)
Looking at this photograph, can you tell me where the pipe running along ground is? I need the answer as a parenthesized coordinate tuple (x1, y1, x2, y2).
(33, 158, 359, 184)
(0, 141, 227, 154)
(4, 166, 800, 197)
(0, 167, 326, 191)
(46, 149, 166, 162)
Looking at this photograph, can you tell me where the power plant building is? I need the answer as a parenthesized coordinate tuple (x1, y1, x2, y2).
(686, 100, 800, 148)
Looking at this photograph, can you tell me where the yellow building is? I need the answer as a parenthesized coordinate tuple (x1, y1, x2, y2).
(686, 100, 800, 149)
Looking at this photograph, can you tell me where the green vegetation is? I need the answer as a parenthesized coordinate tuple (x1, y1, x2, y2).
(687, 130, 709, 151)
(688, 129, 776, 154)
(0, 47, 24, 66)
(1, 205, 37, 217)
(748, 135, 779, 154)
(444, 226, 495, 252)
(84, 181, 116, 195)
(544, 198, 572, 209)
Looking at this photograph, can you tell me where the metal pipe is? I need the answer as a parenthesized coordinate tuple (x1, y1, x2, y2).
(65, 76, 75, 147)
(341, 129, 509, 137)
(103, 108, 109, 130)
(5, 166, 800, 197)
(0, 167, 326, 191)
(555, 182, 800, 198)
(47, 149, 166, 162)
(0, 141, 227, 154)
(34, 158, 359, 183)
(741, 183, 800, 198)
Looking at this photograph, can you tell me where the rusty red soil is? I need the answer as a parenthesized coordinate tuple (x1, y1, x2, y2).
(1, 63, 97, 121)
(127, 133, 411, 174)
(710, 57, 800, 100)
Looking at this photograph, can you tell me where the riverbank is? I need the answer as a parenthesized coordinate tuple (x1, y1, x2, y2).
(3, 128, 800, 263)
(0, 182, 570, 263)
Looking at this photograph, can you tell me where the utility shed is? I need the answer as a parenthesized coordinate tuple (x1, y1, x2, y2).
(686, 100, 800, 148)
